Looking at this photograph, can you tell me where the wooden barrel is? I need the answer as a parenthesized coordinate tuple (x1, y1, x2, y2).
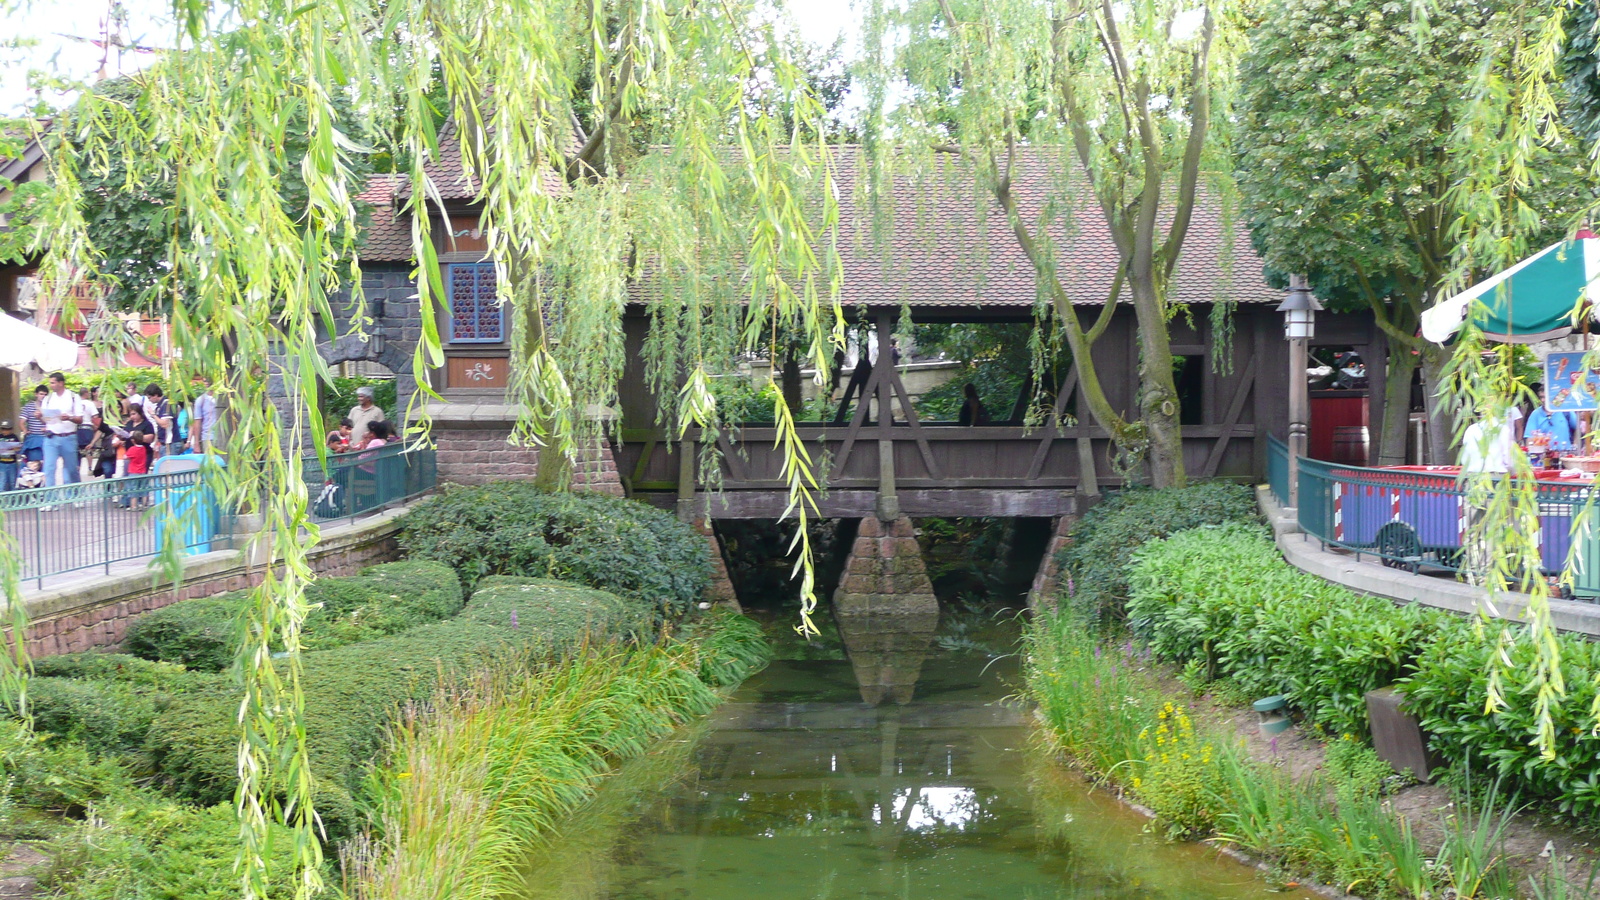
(1331, 425, 1370, 466)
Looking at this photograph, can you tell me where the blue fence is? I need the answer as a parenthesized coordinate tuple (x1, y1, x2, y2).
(1, 443, 435, 590)
(1267, 434, 1289, 507)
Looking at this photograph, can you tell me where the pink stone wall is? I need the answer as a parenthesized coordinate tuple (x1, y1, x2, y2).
(433, 425, 623, 496)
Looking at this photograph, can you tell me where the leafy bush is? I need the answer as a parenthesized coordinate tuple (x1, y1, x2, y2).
(398, 483, 711, 615)
(42, 800, 299, 900)
(1127, 522, 1600, 825)
(1127, 523, 1452, 737)
(1401, 624, 1600, 821)
(33, 653, 195, 687)
(125, 560, 464, 672)
(146, 579, 657, 816)
(1056, 482, 1259, 619)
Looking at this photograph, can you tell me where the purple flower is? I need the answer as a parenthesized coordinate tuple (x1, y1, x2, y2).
(1269, 737, 1278, 754)
(1093, 645, 1102, 659)
(1065, 574, 1076, 597)
(510, 610, 519, 629)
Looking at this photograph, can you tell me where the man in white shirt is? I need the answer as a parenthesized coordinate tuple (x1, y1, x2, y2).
(189, 383, 218, 453)
(39, 372, 88, 488)
(1460, 404, 1525, 474)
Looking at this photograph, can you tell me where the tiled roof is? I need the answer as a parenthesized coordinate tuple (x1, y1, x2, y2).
(356, 139, 1277, 306)
(355, 174, 412, 262)
(817, 148, 1274, 308)
(396, 117, 483, 202)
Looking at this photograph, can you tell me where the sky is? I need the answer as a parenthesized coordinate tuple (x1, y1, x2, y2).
(0, 0, 860, 115)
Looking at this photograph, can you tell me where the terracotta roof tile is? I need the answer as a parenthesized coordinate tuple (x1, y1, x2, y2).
(355, 174, 411, 263)
(819, 148, 1274, 308)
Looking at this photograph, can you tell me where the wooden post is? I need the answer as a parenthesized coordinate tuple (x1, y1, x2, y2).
(676, 437, 696, 522)
(874, 314, 899, 521)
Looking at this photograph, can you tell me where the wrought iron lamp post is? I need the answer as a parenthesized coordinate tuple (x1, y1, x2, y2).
(1278, 274, 1322, 509)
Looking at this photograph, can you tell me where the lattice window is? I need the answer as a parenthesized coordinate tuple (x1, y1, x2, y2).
(447, 263, 504, 343)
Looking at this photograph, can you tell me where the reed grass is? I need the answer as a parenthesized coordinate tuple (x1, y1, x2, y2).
(1026, 611, 1527, 900)
(344, 632, 742, 900)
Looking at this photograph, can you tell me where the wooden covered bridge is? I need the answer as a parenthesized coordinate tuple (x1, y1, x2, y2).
(342, 145, 1383, 704)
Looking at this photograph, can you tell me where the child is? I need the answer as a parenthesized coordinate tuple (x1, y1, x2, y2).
(16, 460, 44, 490)
(125, 440, 151, 510)
(326, 417, 353, 454)
(0, 420, 20, 492)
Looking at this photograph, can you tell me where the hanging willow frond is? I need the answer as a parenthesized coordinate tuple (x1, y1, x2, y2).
(14, 0, 842, 895)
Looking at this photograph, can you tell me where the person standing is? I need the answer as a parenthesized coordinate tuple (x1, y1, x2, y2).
(189, 382, 218, 454)
(19, 385, 46, 464)
(0, 420, 20, 491)
(1525, 384, 1581, 453)
(141, 384, 175, 456)
(348, 385, 387, 447)
(40, 372, 89, 488)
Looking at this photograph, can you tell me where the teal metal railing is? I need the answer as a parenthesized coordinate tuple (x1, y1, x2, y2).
(1294, 455, 1600, 598)
(1, 442, 435, 589)
(1266, 433, 1289, 507)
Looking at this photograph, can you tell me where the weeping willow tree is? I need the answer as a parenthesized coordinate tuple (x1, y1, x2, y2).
(7, 0, 843, 895)
(1422, 0, 1600, 759)
(859, 0, 1238, 488)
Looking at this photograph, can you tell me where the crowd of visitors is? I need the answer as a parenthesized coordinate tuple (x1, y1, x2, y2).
(0, 372, 224, 501)
(1, 374, 395, 507)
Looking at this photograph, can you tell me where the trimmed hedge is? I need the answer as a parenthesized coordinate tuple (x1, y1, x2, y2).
(1056, 483, 1259, 619)
(29, 655, 219, 756)
(146, 579, 658, 818)
(398, 483, 710, 616)
(125, 560, 464, 672)
(1127, 522, 1600, 822)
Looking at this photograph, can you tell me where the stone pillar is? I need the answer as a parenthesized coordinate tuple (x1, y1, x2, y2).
(832, 516, 939, 706)
(1028, 513, 1077, 608)
(695, 520, 742, 612)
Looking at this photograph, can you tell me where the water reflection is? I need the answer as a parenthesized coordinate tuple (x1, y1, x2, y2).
(518, 645, 1307, 900)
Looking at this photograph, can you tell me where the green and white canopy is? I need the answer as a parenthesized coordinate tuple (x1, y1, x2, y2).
(1421, 233, 1600, 344)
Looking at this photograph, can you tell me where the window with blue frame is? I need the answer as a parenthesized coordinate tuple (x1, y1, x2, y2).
(447, 263, 504, 343)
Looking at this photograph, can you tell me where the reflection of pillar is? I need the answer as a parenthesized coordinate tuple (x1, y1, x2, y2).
(832, 517, 939, 706)
(695, 519, 742, 612)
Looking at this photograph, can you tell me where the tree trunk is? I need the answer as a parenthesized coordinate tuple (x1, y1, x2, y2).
(1420, 343, 1453, 465)
(1132, 280, 1186, 488)
(1374, 348, 1419, 466)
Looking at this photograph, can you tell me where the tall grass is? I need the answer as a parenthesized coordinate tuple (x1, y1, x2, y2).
(344, 640, 729, 900)
(1026, 611, 1525, 900)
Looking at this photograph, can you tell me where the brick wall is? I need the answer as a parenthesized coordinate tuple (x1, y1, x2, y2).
(17, 512, 406, 658)
(432, 418, 623, 497)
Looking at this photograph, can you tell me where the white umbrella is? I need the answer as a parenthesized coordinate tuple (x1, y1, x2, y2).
(0, 313, 79, 371)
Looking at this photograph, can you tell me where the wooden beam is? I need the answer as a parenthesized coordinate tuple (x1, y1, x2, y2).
(635, 488, 1079, 518)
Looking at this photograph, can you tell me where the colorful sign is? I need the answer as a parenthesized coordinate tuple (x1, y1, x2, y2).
(1544, 352, 1600, 411)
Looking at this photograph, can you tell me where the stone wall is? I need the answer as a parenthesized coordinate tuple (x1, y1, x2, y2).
(15, 511, 406, 658)
(426, 401, 623, 494)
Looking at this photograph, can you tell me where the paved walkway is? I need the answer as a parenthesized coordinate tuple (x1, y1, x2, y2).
(4, 497, 167, 592)
(1258, 486, 1600, 637)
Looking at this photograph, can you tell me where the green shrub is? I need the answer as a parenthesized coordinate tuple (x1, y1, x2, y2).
(146, 580, 656, 815)
(30, 678, 160, 756)
(398, 483, 710, 615)
(1400, 623, 1600, 821)
(0, 720, 134, 817)
(1056, 483, 1259, 619)
(1126, 523, 1452, 737)
(125, 560, 464, 672)
(27, 656, 220, 756)
(32, 653, 194, 687)
(1126, 522, 1600, 825)
(42, 800, 299, 900)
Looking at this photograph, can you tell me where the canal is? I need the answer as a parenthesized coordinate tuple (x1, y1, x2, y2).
(520, 611, 1308, 899)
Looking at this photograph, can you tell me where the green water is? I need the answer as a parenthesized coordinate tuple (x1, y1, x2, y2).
(520, 636, 1307, 900)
